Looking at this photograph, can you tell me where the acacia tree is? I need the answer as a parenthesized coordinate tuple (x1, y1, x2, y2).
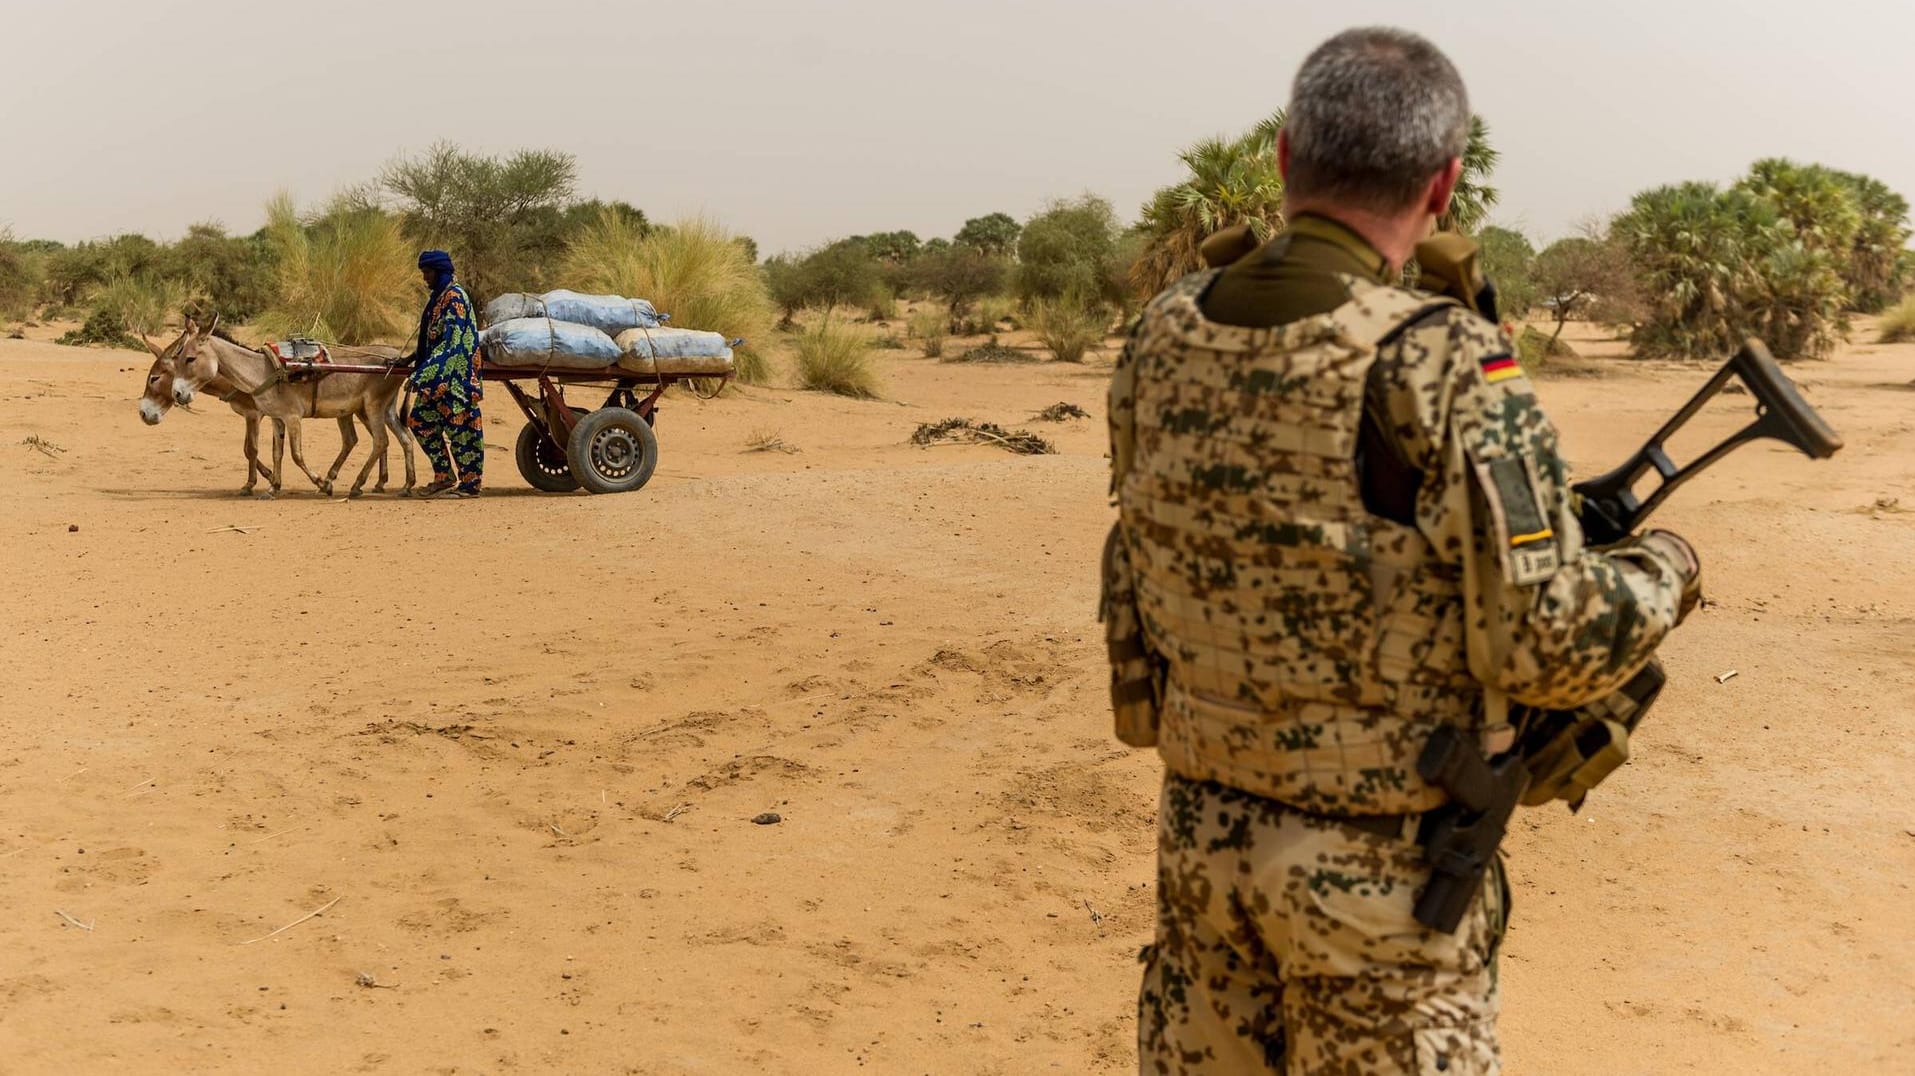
(1531, 235, 1632, 351)
(380, 143, 578, 304)
(954, 213, 1021, 257)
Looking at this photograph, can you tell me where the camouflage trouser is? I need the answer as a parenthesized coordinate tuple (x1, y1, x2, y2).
(1139, 774, 1508, 1075)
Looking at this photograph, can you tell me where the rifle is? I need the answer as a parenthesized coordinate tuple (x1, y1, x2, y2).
(1413, 338, 1843, 933)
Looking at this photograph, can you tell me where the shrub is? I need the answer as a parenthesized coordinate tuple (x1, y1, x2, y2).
(57, 306, 139, 349)
(974, 295, 1016, 332)
(93, 273, 186, 337)
(1515, 326, 1576, 370)
(164, 222, 275, 323)
(1015, 195, 1125, 308)
(1030, 300, 1106, 362)
(907, 308, 947, 358)
(563, 211, 776, 384)
(1615, 179, 1848, 360)
(910, 247, 1009, 315)
(794, 320, 879, 398)
(255, 192, 417, 346)
(0, 231, 41, 321)
(867, 283, 897, 322)
(872, 332, 907, 350)
(1879, 294, 1915, 343)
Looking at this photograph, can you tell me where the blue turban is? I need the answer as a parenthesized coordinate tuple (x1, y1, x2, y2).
(417, 249, 454, 273)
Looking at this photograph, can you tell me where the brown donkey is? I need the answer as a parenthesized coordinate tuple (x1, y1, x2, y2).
(138, 348, 398, 498)
(146, 317, 417, 497)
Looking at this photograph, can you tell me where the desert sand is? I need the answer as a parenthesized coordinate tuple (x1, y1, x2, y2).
(0, 316, 1910, 1074)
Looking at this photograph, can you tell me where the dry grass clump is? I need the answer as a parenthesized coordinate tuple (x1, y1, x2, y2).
(1033, 401, 1090, 421)
(744, 428, 799, 454)
(1515, 325, 1577, 371)
(947, 342, 1035, 364)
(1029, 300, 1107, 363)
(907, 307, 947, 358)
(563, 211, 775, 384)
(910, 417, 1054, 455)
(795, 320, 880, 399)
(973, 295, 1017, 332)
(255, 192, 416, 345)
(872, 332, 907, 350)
(1878, 295, 1915, 343)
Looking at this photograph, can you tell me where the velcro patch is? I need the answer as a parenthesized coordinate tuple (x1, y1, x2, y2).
(1474, 455, 1560, 586)
(1479, 352, 1523, 385)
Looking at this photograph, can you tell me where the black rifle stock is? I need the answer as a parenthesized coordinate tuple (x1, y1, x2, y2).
(1573, 339, 1843, 545)
(1414, 338, 1842, 933)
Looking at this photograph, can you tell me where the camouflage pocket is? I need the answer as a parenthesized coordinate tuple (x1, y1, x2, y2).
(1413, 1023, 1500, 1074)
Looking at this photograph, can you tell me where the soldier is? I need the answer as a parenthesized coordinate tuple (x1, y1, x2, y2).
(1103, 27, 1703, 1075)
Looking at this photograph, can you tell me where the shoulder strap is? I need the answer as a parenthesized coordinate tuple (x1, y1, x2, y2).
(1329, 279, 1457, 354)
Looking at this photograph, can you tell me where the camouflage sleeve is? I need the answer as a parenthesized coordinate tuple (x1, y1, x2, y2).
(1107, 318, 1143, 498)
(1378, 309, 1692, 710)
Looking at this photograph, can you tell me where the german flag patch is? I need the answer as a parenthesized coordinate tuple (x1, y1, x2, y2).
(1480, 352, 1522, 384)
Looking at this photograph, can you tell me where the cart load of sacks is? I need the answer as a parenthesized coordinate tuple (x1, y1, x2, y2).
(479, 289, 736, 377)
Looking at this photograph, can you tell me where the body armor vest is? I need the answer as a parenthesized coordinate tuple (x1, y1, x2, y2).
(1116, 272, 1480, 814)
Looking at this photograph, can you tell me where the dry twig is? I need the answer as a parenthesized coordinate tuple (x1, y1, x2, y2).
(239, 895, 342, 945)
(55, 910, 95, 932)
(662, 803, 693, 823)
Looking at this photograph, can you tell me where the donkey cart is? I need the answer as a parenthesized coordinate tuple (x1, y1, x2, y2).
(278, 359, 726, 495)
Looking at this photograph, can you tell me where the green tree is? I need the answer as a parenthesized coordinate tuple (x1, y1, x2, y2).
(863, 230, 922, 265)
(1828, 170, 1911, 312)
(911, 246, 1008, 316)
(0, 230, 42, 319)
(381, 142, 579, 304)
(1015, 195, 1123, 308)
(1531, 235, 1633, 351)
(1615, 178, 1847, 360)
(1439, 115, 1501, 235)
(1475, 225, 1536, 319)
(955, 213, 1021, 257)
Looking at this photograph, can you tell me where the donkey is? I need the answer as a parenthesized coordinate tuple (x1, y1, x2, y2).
(150, 317, 417, 497)
(138, 349, 398, 498)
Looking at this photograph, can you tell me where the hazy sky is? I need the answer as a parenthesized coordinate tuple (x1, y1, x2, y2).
(6, 0, 1913, 255)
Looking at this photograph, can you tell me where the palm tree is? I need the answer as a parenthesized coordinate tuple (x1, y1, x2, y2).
(1438, 116, 1500, 235)
(1127, 112, 1287, 297)
(1128, 112, 1501, 296)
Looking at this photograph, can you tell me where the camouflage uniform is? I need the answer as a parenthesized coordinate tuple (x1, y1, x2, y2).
(1105, 216, 1694, 1074)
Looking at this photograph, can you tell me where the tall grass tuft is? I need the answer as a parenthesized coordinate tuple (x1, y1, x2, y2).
(795, 320, 879, 399)
(1878, 294, 1915, 343)
(974, 294, 1016, 332)
(562, 211, 775, 384)
(256, 191, 417, 345)
(907, 307, 947, 358)
(867, 284, 898, 322)
(95, 273, 186, 336)
(1029, 300, 1106, 363)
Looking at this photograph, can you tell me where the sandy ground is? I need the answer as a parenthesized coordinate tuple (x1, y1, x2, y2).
(0, 314, 1910, 1074)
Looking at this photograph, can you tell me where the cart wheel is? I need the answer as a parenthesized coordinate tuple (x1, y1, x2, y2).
(515, 424, 580, 493)
(566, 406, 659, 494)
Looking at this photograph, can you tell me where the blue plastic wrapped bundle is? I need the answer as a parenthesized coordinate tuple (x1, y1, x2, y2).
(615, 327, 735, 376)
(480, 317, 621, 369)
(484, 290, 662, 333)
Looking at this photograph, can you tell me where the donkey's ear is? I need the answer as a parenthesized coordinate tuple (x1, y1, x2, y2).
(183, 316, 199, 337)
(199, 312, 220, 338)
(142, 333, 164, 360)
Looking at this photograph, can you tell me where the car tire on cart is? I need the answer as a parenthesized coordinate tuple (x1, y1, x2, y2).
(515, 423, 581, 493)
(565, 406, 659, 494)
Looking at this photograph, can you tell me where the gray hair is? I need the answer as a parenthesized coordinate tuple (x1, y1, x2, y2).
(1284, 27, 1470, 212)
